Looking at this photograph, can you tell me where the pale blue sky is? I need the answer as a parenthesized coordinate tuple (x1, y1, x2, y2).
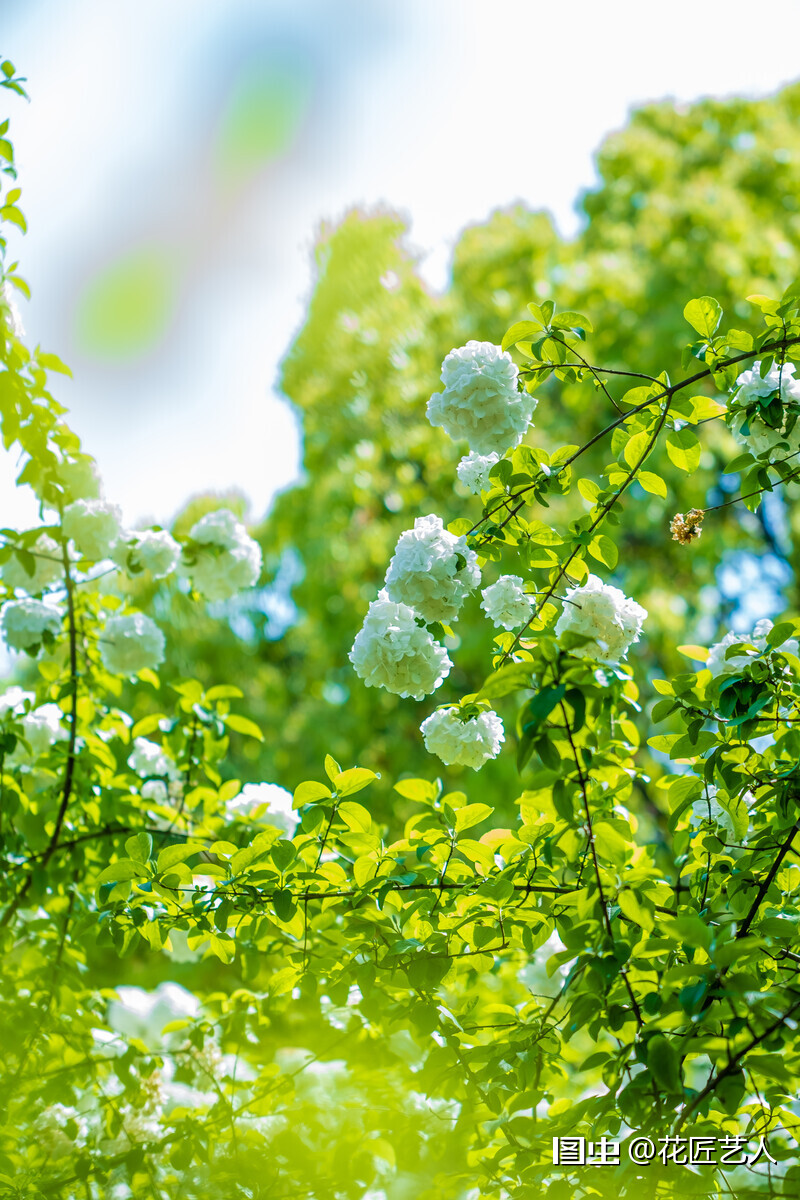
(4, 0, 800, 530)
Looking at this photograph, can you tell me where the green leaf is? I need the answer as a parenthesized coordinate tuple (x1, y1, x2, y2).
(477, 662, 535, 700)
(501, 320, 542, 351)
(647, 1034, 682, 1092)
(617, 889, 654, 932)
(224, 714, 263, 740)
(587, 534, 618, 569)
(334, 767, 377, 796)
(293, 780, 332, 809)
(156, 843, 205, 873)
(205, 684, 244, 701)
(665, 427, 701, 473)
(454, 803, 493, 832)
(637, 470, 667, 498)
(324, 754, 341, 782)
(95, 859, 147, 888)
(683, 296, 722, 338)
(550, 311, 593, 333)
(125, 832, 153, 864)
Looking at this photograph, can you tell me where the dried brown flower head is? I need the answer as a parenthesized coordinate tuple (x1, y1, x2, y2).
(670, 508, 704, 545)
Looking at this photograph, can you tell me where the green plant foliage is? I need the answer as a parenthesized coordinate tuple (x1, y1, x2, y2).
(7, 59, 800, 1200)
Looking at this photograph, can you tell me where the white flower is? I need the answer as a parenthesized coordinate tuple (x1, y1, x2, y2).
(427, 341, 536, 456)
(706, 618, 798, 677)
(113, 529, 180, 579)
(163, 928, 205, 964)
(688, 784, 755, 836)
(226, 782, 298, 837)
(0, 686, 34, 715)
(420, 706, 505, 770)
(481, 575, 534, 631)
(183, 509, 262, 602)
(384, 514, 480, 624)
(8, 703, 65, 766)
(2, 281, 24, 339)
(53, 456, 102, 503)
(456, 451, 500, 494)
(107, 982, 199, 1050)
(100, 612, 165, 675)
(555, 573, 647, 665)
(1, 598, 62, 652)
(2, 535, 63, 593)
(349, 589, 452, 700)
(62, 499, 122, 561)
(128, 736, 180, 802)
(731, 361, 800, 457)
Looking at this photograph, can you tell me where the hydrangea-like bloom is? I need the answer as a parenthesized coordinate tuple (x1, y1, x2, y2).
(113, 529, 181, 579)
(53, 456, 102, 503)
(8, 703, 65, 766)
(730, 360, 800, 457)
(2, 534, 63, 593)
(226, 781, 298, 837)
(555, 573, 647, 665)
(128, 736, 181, 802)
(100, 612, 165, 676)
(420, 706, 505, 770)
(427, 341, 536, 456)
(480, 574, 534, 631)
(384, 514, 480, 624)
(1, 598, 62, 652)
(456, 451, 500, 494)
(183, 509, 262, 601)
(62, 499, 122, 561)
(349, 589, 452, 700)
(706, 618, 798, 677)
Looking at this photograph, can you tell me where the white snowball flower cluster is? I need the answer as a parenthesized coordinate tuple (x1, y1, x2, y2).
(8, 703, 65, 766)
(183, 508, 262, 602)
(2, 534, 63, 593)
(730, 360, 800, 457)
(384, 514, 480, 624)
(53, 455, 102, 503)
(555, 573, 647, 665)
(100, 612, 165, 675)
(225, 782, 298, 837)
(456, 451, 500, 494)
(62, 498, 122, 561)
(706, 618, 798, 677)
(1, 598, 62, 653)
(427, 341, 536, 456)
(128, 736, 181, 802)
(420, 706, 505, 770)
(349, 590, 452, 700)
(113, 528, 181, 579)
(480, 574, 534, 631)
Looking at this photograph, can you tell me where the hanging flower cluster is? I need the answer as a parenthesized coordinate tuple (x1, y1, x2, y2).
(555, 573, 647, 665)
(706, 617, 798, 677)
(729, 359, 800, 457)
(427, 340, 536, 456)
(349, 590, 452, 701)
(420, 705, 505, 770)
(181, 509, 263, 602)
(384, 514, 480, 624)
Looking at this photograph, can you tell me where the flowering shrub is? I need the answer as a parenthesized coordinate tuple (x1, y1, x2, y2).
(7, 61, 800, 1200)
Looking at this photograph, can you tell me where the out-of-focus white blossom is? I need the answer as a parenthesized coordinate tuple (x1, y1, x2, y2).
(53, 456, 102, 503)
(706, 618, 798, 676)
(427, 341, 536, 456)
(7, 703, 65, 766)
(182, 508, 262, 601)
(62, 499, 122, 561)
(2, 534, 63, 593)
(100, 613, 165, 676)
(226, 781, 298, 836)
(480, 574, 534, 631)
(113, 529, 180, 579)
(456, 451, 500, 494)
(1, 598, 62, 652)
(163, 928, 205, 964)
(0, 686, 33, 715)
(555, 573, 647, 665)
(420, 706, 505, 769)
(730, 360, 800, 457)
(384, 514, 480, 624)
(128, 736, 180, 802)
(349, 589, 452, 700)
(2, 281, 24, 339)
(107, 982, 200, 1050)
